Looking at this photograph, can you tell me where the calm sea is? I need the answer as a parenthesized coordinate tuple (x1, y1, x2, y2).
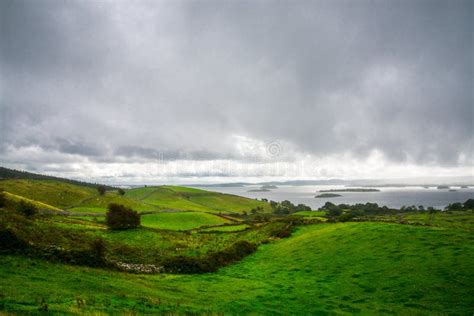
(195, 185, 474, 209)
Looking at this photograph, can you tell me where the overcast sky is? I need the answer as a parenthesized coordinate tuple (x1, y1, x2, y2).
(1, 0, 472, 184)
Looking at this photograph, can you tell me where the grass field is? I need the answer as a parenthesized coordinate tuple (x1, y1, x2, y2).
(140, 211, 230, 230)
(200, 224, 250, 232)
(293, 210, 327, 216)
(1, 221, 472, 314)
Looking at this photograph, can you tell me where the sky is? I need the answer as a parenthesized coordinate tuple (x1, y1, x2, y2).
(0, 0, 473, 184)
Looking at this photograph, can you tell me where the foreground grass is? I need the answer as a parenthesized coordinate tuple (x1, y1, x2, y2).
(1, 222, 472, 314)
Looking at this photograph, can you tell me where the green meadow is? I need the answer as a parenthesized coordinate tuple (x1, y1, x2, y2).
(0, 176, 473, 315)
(1, 222, 472, 314)
(140, 211, 230, 230)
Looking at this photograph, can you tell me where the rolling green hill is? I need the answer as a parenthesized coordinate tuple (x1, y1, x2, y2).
(0, 179, 96, 209)
(127, 185, 271, 213)
(0, 166, 116, 190)
(0, 179, 270, 214)
(1, 222, 472, 314)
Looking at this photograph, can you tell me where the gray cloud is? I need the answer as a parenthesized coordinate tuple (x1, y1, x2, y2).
(0, 0, 472, 179)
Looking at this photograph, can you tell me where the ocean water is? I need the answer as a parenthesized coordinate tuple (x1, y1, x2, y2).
(196, 185, 474, 209)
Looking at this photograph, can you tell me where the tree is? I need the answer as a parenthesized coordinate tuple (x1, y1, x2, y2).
(327, 207, 342, 217)
(463, 199, 474, 210)
(295, 204, 311, 212)
(17, 200, 37, 217)
(105, 203, 140, 230)
(97, 185, 106, 196)
(321, 202, 342, 216)
(117, 188, 125, 196)
(445, 202, 462, 211)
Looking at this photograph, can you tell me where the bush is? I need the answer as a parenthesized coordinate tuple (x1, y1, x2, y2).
(16, 200, 38, 217)
(162, 256, 205, 274)
(106, 203, 140, 230)
(97, 185, 106, 196)
(338, 212, 355, 222)
(163, 241, 258, 274)
(0, 228, 28, 252)
(117, 188, 126, 196)
(463, 199, 474, 210)
(0, 190, 6, 208)
(269, 223, 294, 238)
(90, 238, 107, 263)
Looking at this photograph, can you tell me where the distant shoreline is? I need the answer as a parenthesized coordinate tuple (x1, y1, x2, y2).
(319, 188, 380, 193)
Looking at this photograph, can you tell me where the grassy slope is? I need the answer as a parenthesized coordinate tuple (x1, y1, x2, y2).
(127, 185, 271, 214)
(1, 222, 472, 314)
(67, 192, 156, 213)
(0, 180, 269, 214)
(3, 192, 62, 212)
(0, 179, 95, 209)
(140, 212, 230, 230)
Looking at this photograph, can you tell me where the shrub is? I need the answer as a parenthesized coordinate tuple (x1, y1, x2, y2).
(0, 190, 6, 208)
(163, 241, 258, 274)
(90, 238, 107, 263)
(0, 228, 28, 252)
(106, 203, 140, 230)
(117, 188, 126, 196)
(162, 256, 205, 274)
(463, 199, 474, 210)
(338, 212, 355, 222)
(269, 222, 294, 238)
(271, 228, 292, 238)
(97, 185, 106, 196)
(16, 200, 38, 217)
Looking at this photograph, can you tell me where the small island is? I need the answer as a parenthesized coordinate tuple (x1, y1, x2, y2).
(261, 185, 278, 189)
(319, 188, 380, 193)
(437, 185, 450, 190)
(315, 193, 342, 198)
(247, 188, 271, 192)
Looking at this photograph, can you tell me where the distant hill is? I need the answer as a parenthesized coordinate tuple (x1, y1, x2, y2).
(0, 166, 116, 190)
(0, 167, 271, 214)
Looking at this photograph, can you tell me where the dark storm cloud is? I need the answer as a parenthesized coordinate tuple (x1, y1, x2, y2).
(0, 0, 472, 175)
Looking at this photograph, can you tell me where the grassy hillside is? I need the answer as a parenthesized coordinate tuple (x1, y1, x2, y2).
(0, 166, 116, 190)
(0, 179, 270, 214)
(126, 185, 271, 214)
(2, 192, 62, 212)
(1, 221, 472, 314)
(0, 179, 95, 209)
